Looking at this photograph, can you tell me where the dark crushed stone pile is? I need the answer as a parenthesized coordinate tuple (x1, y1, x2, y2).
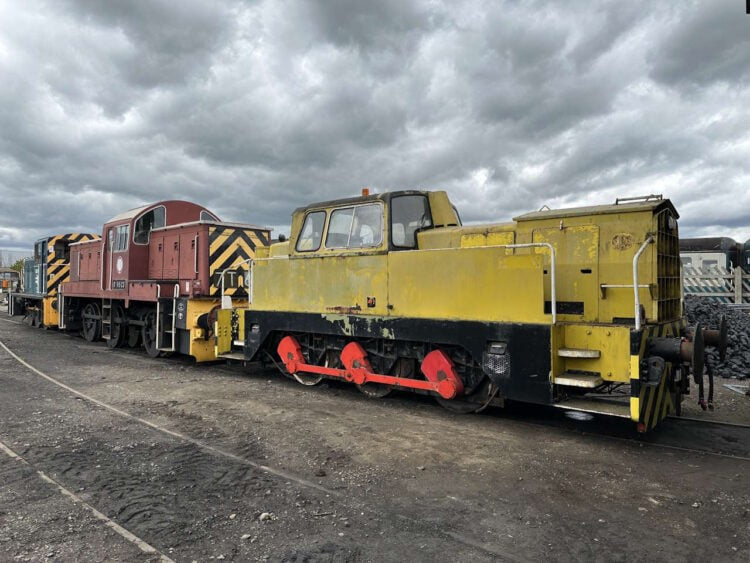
(684, 296, 750, 380)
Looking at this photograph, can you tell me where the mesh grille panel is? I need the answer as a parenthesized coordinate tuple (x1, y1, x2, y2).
(483, 352, 510, 377)
(656, 209, 681, 321)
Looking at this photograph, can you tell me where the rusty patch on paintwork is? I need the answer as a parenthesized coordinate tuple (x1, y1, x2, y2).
(611, 233, 634, 251)
(326, 305, 362, 314)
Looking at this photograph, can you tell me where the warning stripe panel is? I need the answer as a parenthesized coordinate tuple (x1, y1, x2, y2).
(208, 226, 270, 297)
(633, 321, 683, 428)
(44, 233, 100, 294)
(638, 365, 674, 430)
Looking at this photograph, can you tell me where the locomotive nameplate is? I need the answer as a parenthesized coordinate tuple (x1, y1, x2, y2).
(611, 233, 634, 251)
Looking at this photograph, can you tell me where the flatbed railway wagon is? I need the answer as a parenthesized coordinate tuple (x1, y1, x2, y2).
(217, 191, 723, 432)
(11, 200, 270, 362)
(9, 233, 100, 326)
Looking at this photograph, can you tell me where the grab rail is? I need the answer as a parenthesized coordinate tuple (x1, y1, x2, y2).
(633, 236, 654, 331)
(218, 258, 254, 309)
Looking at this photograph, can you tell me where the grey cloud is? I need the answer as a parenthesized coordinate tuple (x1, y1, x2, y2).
(1, 0, 749, 250)
(651, 0, 750, 87)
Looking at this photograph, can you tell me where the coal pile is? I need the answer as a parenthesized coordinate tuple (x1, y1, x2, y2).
(684, 296, 750, 380)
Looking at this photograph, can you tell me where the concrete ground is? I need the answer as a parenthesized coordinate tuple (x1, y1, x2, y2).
(0, 312, 748, 562)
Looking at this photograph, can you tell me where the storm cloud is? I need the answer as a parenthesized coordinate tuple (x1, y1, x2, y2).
(1, 0, 749, 250)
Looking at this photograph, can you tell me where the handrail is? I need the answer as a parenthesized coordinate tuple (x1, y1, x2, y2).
(155, 284, 161, 347)
(194, 234, 199, 274)
(171, 283, 179, 351)
(218, 258, 254, 308)
(59, 284, 65, 329)
(498, 243, 557, 324)
(633, 236, 654, 331)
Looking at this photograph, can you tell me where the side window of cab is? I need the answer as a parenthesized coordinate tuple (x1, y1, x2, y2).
(325, 203, 383, 249)
(296, 211, 326, 252)
(390, 195, 432, 249)
(134, 206, 166, 244)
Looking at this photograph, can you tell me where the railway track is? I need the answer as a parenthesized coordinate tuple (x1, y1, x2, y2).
(6, 310, 747, 462)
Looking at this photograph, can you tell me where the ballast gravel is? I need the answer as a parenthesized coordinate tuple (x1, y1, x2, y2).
(684, 295, 750, 380)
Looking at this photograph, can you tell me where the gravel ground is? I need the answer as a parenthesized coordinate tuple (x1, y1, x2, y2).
(1, 312, 749, 562)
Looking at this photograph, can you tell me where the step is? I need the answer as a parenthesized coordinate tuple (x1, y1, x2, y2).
(555, 372, 603, 388)
(219, 352, 247, 361)
(557, 348, 600, 359)
(553, 398, 630, 419)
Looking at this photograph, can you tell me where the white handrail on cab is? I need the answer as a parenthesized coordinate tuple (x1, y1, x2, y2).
(218, 258, 254, 309)
(633, 236, 654, 331)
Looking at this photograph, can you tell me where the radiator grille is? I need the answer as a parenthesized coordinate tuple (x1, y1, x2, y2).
(656, 209, 681, 321)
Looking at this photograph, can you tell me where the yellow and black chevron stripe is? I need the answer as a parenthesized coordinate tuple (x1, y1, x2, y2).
(629, 320, 686, 429)
(45, 233, 99, 296)
(637, 366, 675, 431)
(208, 226, 270, 297)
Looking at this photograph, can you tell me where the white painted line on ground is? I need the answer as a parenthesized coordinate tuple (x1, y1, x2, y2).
(0, 439, 174, 562)
(0, 316, 22, 324)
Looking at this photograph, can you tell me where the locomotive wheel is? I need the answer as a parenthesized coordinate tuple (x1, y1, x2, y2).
(356, 382, 392, 398)
(293, 372, 324, 386)
(357, 354, 399, 398)
(107, 304, 127, 349)
(127, 326, 141, 348)
(435, 379, 492, 414)
(81, 303, 101, 342)
(291, 348, 327, 386)
(141, 311, 161, 358)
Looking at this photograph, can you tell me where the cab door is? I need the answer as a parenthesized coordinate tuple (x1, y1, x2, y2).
(106, 223, 130, 290)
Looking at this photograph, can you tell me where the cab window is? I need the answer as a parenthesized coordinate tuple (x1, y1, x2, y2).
(34, 240, 47, 262)
(134, 206, 166, 244)
(200, 210, 218, 222)
(325, 203, 383, 249)
(391, 195, 432, 249)
(296, 211, 326, 252)
(53, 240, 70, 262)
(109, 225, 129, 252)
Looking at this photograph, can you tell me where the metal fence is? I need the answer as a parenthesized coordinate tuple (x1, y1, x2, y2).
(682, 266, 750, 305)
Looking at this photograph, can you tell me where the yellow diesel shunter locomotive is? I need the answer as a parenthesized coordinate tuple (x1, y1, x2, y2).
(217, 190, 714, 431)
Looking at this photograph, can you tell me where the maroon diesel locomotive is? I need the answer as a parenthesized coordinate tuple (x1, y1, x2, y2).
(55, 200, 270, 361)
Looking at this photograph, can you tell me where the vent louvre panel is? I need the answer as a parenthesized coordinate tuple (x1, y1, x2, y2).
(656, 210, 681, 321)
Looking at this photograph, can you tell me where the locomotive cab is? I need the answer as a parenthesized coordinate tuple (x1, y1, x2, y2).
(287, 190, 460, 256)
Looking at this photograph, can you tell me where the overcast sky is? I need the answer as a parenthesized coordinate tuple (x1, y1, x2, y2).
(1, 0, 749, 251)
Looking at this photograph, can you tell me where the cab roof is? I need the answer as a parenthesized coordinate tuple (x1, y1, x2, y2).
(293, 190, 428, 214)
(105, 200, 216, 224)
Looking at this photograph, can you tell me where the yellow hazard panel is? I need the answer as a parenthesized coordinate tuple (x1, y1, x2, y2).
(215, 308, 234, 355)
